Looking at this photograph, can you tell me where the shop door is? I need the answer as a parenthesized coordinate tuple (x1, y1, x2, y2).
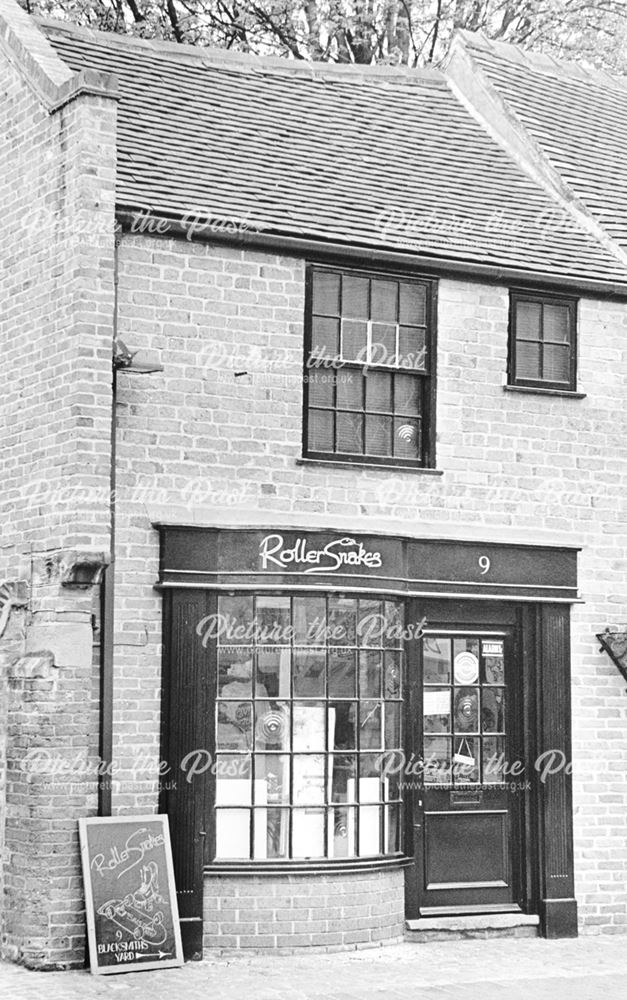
(411, 626, 523, 914)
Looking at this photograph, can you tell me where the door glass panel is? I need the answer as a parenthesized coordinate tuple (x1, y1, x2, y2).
(423, 638, 451, 683)
(454, 687, 479, 733)
(483, 736, 506, 783)
(482, 689, 505, 733)
(422, 634, 508, 789)
(453, 736, 480, 783)
(423, 736, 451, 785)
(424, 687, 451, 733)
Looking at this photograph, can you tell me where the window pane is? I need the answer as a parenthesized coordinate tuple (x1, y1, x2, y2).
(370, 323, 396, 363)
(216, 809, 250, 859)
(336, 370, 363, 409)
(293, 754, 326, 804)
(394, 372, 421, 414)
(371, 279, 397, 322)
(328, 598, 357, 646)
(255, 754, 290, 805)
(215, 754, 252, 805)
(424, 688, 450, 734)
(342, 274, 369, 318)
(398, 326, 427, 369)
(544, 304, 570, 343)
(383, 601, 404, 648)
(256, 596, 290, 643)
(483, 655, 504, 685)
(308, 370, 334, 407)
(365, 414, 392, 456)
(341, 319, 368, 361)
(516, 300, 542, 340)
(311, 315, 340, 358)
(218, 595, 254, 643)
(293, 596, 326, 645)
(360, 701, 383, 749)
(217, 701, 253, 751)
(365, 371, 393, 412)
(385, 803, 402, 854)
(453, 736, 480, 783)
(329, 805, 356, 858)
(336, 411, 363, 453)
(358, 598, 382, 646)
(482, 689, 505, 733)
(308, 408, 333, 451)
(399, 282, 426, 325)
(218, 646, 253, 698)
(330, 702, 357, 750)
(255, 701, 290, 751)
(453, 688, 479, 734)
(543, 343, 570, 382)
(384, 651, 402, 698)
(328, 647, 357, 697)
(424, 736, 451, 785)
(515, 341, 541, 380)
(312, 270, 341, 315)
(255, 807, 289, 859)
(293, 648, 326, 697)
(359, 753, 382, 801)
(424, 638, 451, 684)
(330, 754, 357, 802)
(359, 650, 381, 698)
(256, 648, 290, 699)
(293, 702, 325, 751)
(359, 805, 381, 855)
(483, 736, 506, 784)
(384, 702, 401, 747)
(393, 418, 420, 459)
(293, 809, 325, 858)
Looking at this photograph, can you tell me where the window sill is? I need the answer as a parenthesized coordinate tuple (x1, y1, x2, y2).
(504, 384, 586, 399)
(297, 457, 443, 475)
(205, 855, 413, 876)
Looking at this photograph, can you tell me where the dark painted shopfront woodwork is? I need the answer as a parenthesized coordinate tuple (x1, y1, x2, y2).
(157, 526, 579, 957)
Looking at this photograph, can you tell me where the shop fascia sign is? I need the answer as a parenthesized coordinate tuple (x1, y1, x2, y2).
(259, 533, 383, 574)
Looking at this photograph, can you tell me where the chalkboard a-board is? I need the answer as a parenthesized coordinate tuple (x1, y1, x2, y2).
(79, 815, 184, 974)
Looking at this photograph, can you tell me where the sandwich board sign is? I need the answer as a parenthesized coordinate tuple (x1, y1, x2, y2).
(79, 815, 184, 974)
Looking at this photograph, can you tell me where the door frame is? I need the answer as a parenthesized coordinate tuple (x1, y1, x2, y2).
(403, 599, 577, 937)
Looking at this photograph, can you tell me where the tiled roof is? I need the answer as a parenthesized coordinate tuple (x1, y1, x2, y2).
(458, 31, 627, 252)
(39, 19, 627, 287)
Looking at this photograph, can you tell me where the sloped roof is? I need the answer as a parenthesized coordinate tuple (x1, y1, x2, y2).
(37, 18, 627, 288)
(457, 31, 627, 251)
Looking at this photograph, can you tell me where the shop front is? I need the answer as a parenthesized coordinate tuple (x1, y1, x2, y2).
(156, 526, 579, 956)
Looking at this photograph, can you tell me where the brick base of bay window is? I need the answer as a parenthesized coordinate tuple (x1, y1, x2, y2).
(203, 867, 405, 952)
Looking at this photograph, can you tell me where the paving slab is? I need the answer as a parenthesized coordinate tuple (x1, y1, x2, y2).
(1, 936, 627, 1000)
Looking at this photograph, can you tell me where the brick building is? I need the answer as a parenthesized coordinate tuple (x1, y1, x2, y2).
(1, 0, 627, 969)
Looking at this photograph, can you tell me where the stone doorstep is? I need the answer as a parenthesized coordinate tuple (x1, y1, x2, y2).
(405, 913, 540, 940)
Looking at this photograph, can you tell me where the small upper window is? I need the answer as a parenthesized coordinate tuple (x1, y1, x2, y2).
(508, 291, 577, 391)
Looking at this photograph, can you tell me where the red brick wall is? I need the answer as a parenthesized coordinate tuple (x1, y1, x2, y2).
(204, 869, 405, 952)
(0, 5, 116, 968)
(112, 234, 627, 938)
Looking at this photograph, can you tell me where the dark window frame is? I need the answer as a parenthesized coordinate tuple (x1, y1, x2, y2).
(508, 289, 578, 392)
(302, 264, 438, 469)
(211, 591, 406, 864)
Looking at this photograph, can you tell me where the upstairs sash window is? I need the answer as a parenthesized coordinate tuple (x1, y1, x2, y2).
(304, 266, 436, 467)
